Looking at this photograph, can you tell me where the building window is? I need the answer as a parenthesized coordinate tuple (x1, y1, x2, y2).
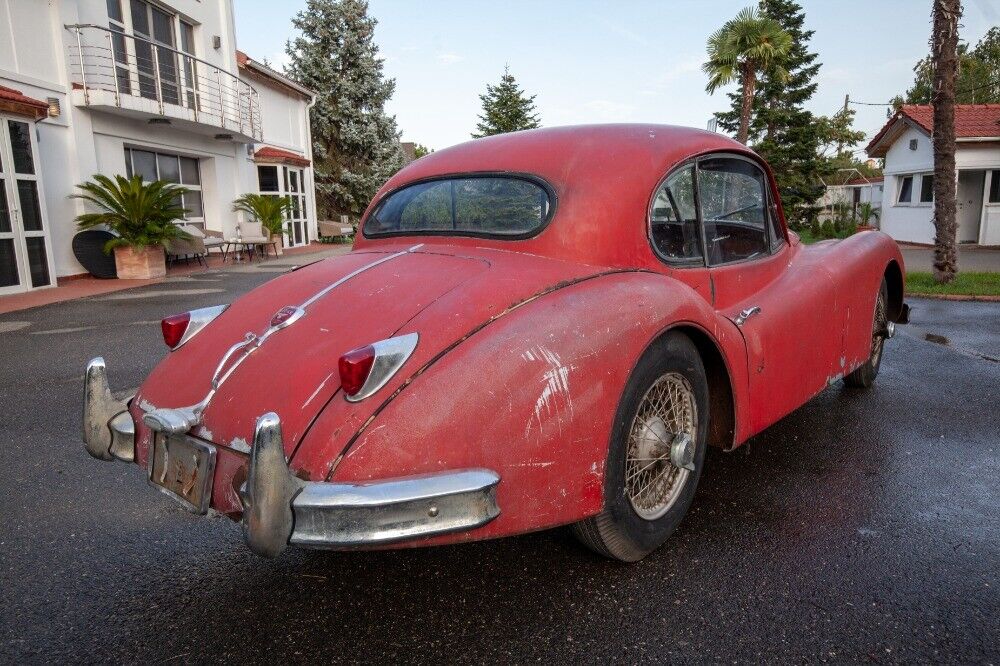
(990, 171, 1000, 204)
(897, 176, 913, 204)
(124, 148, 204, 228)
(919, 174, 934, 203)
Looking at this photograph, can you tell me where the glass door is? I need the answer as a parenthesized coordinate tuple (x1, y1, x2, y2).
(284, 166, 308, 247)
(0, 117, 54, 295)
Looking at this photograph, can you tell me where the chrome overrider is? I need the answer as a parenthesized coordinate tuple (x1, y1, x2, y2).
(82, 358, 502, 558)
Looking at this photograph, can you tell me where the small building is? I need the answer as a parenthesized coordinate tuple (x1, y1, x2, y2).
(820, 175, 884, 222)
(866, 104, 1000, 245)
(0, 0, 316, 295)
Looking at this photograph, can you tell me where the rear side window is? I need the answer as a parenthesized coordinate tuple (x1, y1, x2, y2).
(698, 157, 770, 265)
(650, 164, 702, 262)
(365, 176, 552, 238)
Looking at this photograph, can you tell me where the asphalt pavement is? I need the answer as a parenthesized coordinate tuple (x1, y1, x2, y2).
(1, 270, 998, 664)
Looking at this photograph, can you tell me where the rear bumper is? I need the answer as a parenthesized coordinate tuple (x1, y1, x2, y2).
(82, 358, 501, 557)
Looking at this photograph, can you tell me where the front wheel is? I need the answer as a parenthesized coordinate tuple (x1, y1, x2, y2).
(844, 279, 889, 388)
(572, 332, 709, 562)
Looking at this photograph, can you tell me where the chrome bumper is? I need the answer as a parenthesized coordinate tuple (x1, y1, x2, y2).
(242, 413, 501, 557)
(83, 358, 502, 558)
(82, 357, 135, 462)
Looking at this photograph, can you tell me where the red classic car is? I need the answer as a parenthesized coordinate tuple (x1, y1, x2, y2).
(83, 125, 909, 561)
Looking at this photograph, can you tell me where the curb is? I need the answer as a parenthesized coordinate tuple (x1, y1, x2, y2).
(909, 293, 1000, 302)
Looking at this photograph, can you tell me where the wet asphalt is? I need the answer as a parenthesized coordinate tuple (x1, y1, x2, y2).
(1, 270, 998, 664)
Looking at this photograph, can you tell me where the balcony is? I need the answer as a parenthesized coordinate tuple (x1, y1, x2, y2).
(65, 24, 262, 143)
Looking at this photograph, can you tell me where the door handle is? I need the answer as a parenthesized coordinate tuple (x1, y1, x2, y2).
(734, 306, 761, 326)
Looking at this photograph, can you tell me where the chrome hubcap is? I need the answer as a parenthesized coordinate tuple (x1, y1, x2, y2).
(625, 372, 697, 520)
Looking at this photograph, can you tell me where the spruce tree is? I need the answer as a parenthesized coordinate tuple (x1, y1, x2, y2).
(715, 0, 824, 224)
(285, 0, 403, 217)
(473, 66, 541, 138)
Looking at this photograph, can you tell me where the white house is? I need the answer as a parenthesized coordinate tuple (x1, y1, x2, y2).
(0, 0, 317, 295)
(866, 104, 1000, 245)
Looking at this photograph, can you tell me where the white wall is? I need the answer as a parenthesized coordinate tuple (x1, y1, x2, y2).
(881, 125, 936, 244)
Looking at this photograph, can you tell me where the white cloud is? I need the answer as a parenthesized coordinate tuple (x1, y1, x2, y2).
(437, 52, 464, 65)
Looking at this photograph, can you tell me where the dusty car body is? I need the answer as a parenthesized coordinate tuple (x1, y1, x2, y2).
(83, 125, 908, 561)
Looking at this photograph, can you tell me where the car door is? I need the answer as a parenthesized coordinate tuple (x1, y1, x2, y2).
(697, 154, 840, 435)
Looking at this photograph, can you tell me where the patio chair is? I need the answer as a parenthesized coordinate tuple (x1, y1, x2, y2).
(198, 228, 226, 257)
(240, 221, 278, 259)
(164, 234, 208, 267)
(318, 220, 355, 239)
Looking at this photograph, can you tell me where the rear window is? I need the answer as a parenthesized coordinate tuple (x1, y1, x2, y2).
(365, 176, 552, 238)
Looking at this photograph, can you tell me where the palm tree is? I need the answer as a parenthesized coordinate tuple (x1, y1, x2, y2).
(931, 0, 961, 283)
(72, 174, 190, 253)
(703, 7, 793, 145)
(858, 201, 881, 228)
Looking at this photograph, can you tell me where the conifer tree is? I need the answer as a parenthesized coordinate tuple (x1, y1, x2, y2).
(473, 66, 541, 138)
(715, 0, 825, 224)
(285, 0, 403, 217)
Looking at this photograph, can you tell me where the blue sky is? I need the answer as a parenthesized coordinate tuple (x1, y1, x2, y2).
(235, 0, 999, 155)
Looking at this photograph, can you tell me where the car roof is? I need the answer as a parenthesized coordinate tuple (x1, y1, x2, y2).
(358, 124, 770, 268)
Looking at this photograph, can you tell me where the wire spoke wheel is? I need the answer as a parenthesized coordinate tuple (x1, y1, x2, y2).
(870, 289, 888, 365)
(624, 372, 697, 520)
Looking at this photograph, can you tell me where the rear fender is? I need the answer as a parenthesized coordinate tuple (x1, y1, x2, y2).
(316, 272, 748, 543)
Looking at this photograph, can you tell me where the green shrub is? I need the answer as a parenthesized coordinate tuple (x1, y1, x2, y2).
(820, 220, 836, 239)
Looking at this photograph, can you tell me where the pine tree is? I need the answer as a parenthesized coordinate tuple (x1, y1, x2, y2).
(715, 0, 825, 225)
(473, 66, 541, 138)
(285, 0, 403, 217)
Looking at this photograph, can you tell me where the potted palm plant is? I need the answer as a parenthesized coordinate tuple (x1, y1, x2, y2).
(232, 194, 293, 256)
(72, 174, 190, 280)
(857, 202, 881, 231)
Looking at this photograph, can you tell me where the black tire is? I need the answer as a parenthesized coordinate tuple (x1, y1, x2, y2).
(572, 332, 709, 562)
(844, 279, 888, 388)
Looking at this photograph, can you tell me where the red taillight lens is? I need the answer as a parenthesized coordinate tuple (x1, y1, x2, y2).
(339, 345, 375, 396)
(161, 312, 191, 349)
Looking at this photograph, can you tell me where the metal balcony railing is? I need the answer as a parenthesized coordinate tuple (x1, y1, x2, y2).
(65, 24, 262, 141)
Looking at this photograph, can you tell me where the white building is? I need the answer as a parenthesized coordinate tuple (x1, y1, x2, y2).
(0, 0, 317, 295)
(866, 104, 1000, 246)
(819, 175, 884, 222)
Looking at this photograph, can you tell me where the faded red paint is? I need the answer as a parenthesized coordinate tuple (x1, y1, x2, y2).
(130, 124, 905, 542)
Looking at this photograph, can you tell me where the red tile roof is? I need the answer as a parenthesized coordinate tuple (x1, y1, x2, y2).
(0, 84, 48, 119)
(254, 146, 311, 167)
(866, 104, 1000, 156)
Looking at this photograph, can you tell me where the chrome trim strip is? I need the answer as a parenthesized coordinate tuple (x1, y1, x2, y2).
(143, 245, 424, 434)
(239, 412, 500, 557)
(345, 332, 419, 402)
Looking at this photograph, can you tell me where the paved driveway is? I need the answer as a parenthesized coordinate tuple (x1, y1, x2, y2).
(1, 269, 997, 663)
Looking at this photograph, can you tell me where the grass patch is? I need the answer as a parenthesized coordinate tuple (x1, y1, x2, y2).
(907, 271, 1000, 297)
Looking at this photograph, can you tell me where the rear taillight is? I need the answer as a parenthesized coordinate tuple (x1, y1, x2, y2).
(339, 345, 376, 396)
(161, 304, 229, 350)
(338, 332, 419, 401)
(161, 312, 191, 349)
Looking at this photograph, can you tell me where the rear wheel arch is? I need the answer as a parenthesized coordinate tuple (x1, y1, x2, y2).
(654, 324, 736, 450)
(884, 260, 904, 322)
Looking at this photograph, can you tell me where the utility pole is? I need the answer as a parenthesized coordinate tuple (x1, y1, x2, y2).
(837, 94, 850, 155)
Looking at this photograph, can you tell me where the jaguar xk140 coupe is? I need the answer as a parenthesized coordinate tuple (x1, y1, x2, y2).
(83, 125, 908, 561)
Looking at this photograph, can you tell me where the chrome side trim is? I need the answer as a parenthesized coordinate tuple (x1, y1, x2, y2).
(345, 332, 419, 402)
(239, 412, 500, 558)
(82, 357, 133, 461)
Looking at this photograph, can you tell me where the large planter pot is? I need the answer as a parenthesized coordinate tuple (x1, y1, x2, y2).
(270, 232, 283, 256)
(113, 245, 166, 280)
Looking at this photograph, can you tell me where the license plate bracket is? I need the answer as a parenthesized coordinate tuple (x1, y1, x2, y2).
(148, 434, 217, 514)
